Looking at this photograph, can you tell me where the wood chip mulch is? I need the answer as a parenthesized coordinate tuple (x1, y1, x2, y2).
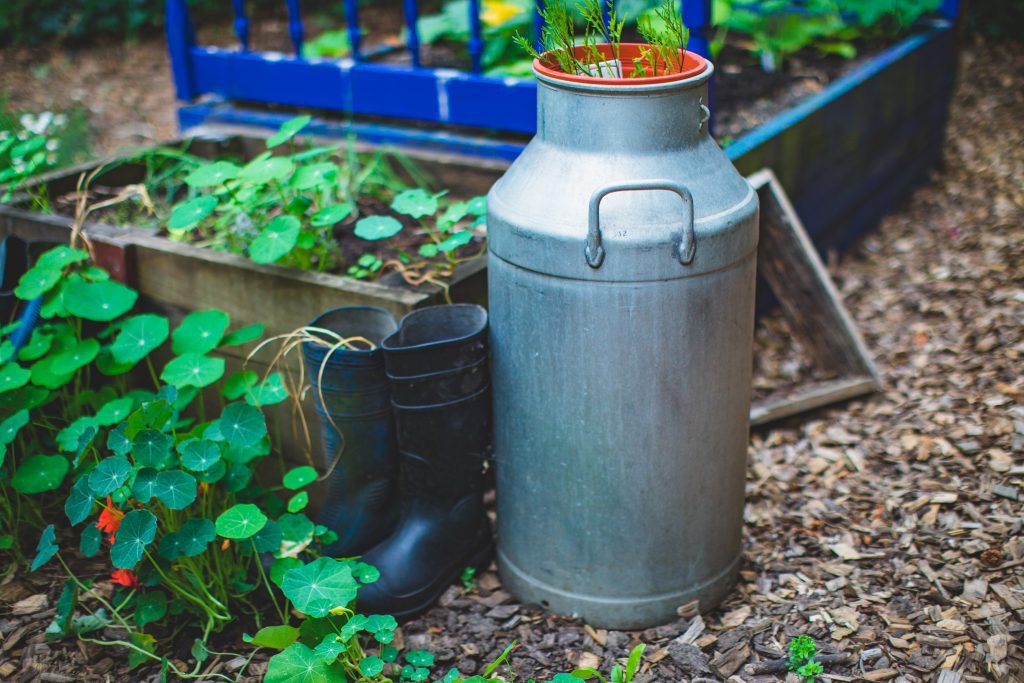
(1, 35, 1021, 683)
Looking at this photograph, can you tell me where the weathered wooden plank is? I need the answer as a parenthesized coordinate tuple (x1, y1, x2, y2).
(750, 376, 879, 427)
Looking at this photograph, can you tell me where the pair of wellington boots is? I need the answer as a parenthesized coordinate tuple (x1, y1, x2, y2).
(301, 304, 492, 620)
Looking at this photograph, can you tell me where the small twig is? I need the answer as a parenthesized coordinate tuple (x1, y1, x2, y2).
(744, 652, 855, 675)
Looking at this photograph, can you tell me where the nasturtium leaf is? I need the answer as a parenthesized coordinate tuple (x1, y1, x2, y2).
(291, 163, 338, 191)
(110, 510, 157, 569)
(418, 243, 439, 258)
(244, 624, 301, 650)
(223, 461, 253, 493)
(46, 579, 74, 642)
(311, 203, 353, 227)
(158, 517, 215, 560)
(278, 513, 315, 545)
(249, 215, 301, 264)
(437, 231, 474, 253)
(314, 634, 347, 663)
(31, 524, 58, 571)
(134, 590, 167, 628)
(92, 397, 133, 428)
(218, 402, 267, 447)
(128, 631, 157, 669)
(36, 245, 89, 271)
(169, 195, 219, 231)
(172, 310, 230, 355)
(221, 323, 264, 348)
(178, 438, 221, 472)
(95, 349, 135, 377)
(239, 156, 295, 184)
(281, 557, 358, 617)
(352, 562, 380, 584)
(406, 650, 435, 667)
(132, 429, 174, 469)
(65, 476, 95, 525)
(283, 466, 318, 490)
(215, 503, 268, 539)
(364, 614, 398, 638)
(246, 372, 289, 406)
(80, 524, 101, 557)
(161, 354, 225, 389)
(438, 201, 470, 228)
(49, 338, 100, 375)
(111, 314, 170, 365)
(252, 518, 283, 553)
(381, 645, 399, 663)
(18, 327, 54, 361)
(132, 468, 160, 503)
(466, 195, 487, 216)
(222, 370, 258, 400)
(127, 398, 174, 436)
(191, 638, 209, 666)
(194, 458, 227, 484)
(266, 115, 312, 148)
(270, 557, 303, 588)
(107, 425, 132, 455)
(223, 435, 270, 464)
(13, 454, 69, 494)
(185, 161, 241, 188)
(0, 409, 29, 445)
(15, 266, 61, 300)
(287, 491, 309, 513)
(265, 643, 334, 683)
(360, 656, 385, 677)
(88, 455, 132, 497)
(29, 355, 73, 390)
(354, 215, 403, 241)
(152, 470, 197, 510)
(0, 363, 31, 393)
(64, 280, 138, 322)
(391, 188, 440, 219)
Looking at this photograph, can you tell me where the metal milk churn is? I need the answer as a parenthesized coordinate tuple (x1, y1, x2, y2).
(486, 50, 759, 630)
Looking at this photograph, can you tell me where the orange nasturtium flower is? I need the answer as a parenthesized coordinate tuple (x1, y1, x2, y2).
(110, 569, 140, 590)
(96, 497, 124, 543)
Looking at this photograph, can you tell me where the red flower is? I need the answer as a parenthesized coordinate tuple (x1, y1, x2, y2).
(96, 497, 124, 543)
(110, 569, 139, 590)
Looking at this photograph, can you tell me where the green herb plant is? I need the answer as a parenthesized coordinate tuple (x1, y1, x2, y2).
(0, 106, 88, 201)
(787, 635, 824, 682)
(513, 0, 689, 79)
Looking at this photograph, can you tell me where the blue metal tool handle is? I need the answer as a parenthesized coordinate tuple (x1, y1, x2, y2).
(586, 180, 696, 269)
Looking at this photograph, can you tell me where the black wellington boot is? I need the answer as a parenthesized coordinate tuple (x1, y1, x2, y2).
(357, 304, 493, 619)
(302, 306, 401, 557)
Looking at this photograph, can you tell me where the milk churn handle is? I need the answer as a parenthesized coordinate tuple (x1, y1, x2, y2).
(585, 180, 696, 269)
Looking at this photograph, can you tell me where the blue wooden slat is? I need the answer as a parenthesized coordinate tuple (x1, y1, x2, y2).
(166, 0, 198, 100)
(345, 0, 362, 59)
(601, 0, 611, 30)
(285, 0, 304, 57)
(231, 0, 250, 50)
(404, 0, 422, 68)
(469, 0, 484, 74)
(534, 0, 546, 50)
(683, 0, 711, 58)
(940, 0, 960, 20)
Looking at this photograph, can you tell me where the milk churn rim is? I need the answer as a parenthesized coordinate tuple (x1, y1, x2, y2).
(533, 44, 711, 93)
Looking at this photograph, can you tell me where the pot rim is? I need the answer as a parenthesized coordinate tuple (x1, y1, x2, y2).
(533, 43, 709, 89)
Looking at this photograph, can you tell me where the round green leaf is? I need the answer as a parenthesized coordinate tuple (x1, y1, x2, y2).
(172, 310, 230, 355)
(360, 656, 385, 677)
(221, 323, 265, 348)
(310, 203, 353, 227)
(15, 266, 61, 300)
(223, 461, 253, 493)
(64, 280, 138, 322)
(178, 438, 221, 472)
(239, 156, 295, 184)
(88, 455, 132, 496)
(223, 370, 258, 400)
(354, 215, 403, 241)
(111, 314, 170, 365)
(281, 557, 358, 617)
(391, 188, 439, 219)
(283, 466, 317, 491)
(49, 338, 100, 375)
(245, 372, 289, 407)
(110, 509, 157, 569)
(0, 363, 31, 394)
(314, 634, 347, 663)
(95, 397, 135, 427)
(266, 115, 312, 148)
(152, 470, 197, 510)
(287, 491, 309, 513)
(194, 459, 227, 484)
(215, 503, 268, 540)
(36, 246, 89, 271)
(80, 524, 101, 558)
(218, 402, 267, 448)
(185, 161, 241, 188)
(271, 557, 303, 589)
(244, 624, 301, 650)
(161, 354, 225, 389)
(265, 643, 333, 683)
(406, 650, 434, 667)
(132, 429, 174, 469)
(29, 356, 73, 390)
(438, 230, 474, 253)
(252, 518, 283, 553)
(249, 216, 301, 264)
(132, 468, 160, 504)
(291, 163, 338, 191)
(0, 409, 29, 445)
(65, 476, 95, 525)
(18, 327, 54, 362)
(134, 590, 167, 628)
(169, 195, 219, 231)
(57, 417, 97, 454)
(13, 454, 69, 494)
(279, 513, 315, 545)
(158, 517, 216, 560)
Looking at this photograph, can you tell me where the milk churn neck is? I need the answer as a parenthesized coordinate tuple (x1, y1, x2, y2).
(533, 60, 715, 154)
